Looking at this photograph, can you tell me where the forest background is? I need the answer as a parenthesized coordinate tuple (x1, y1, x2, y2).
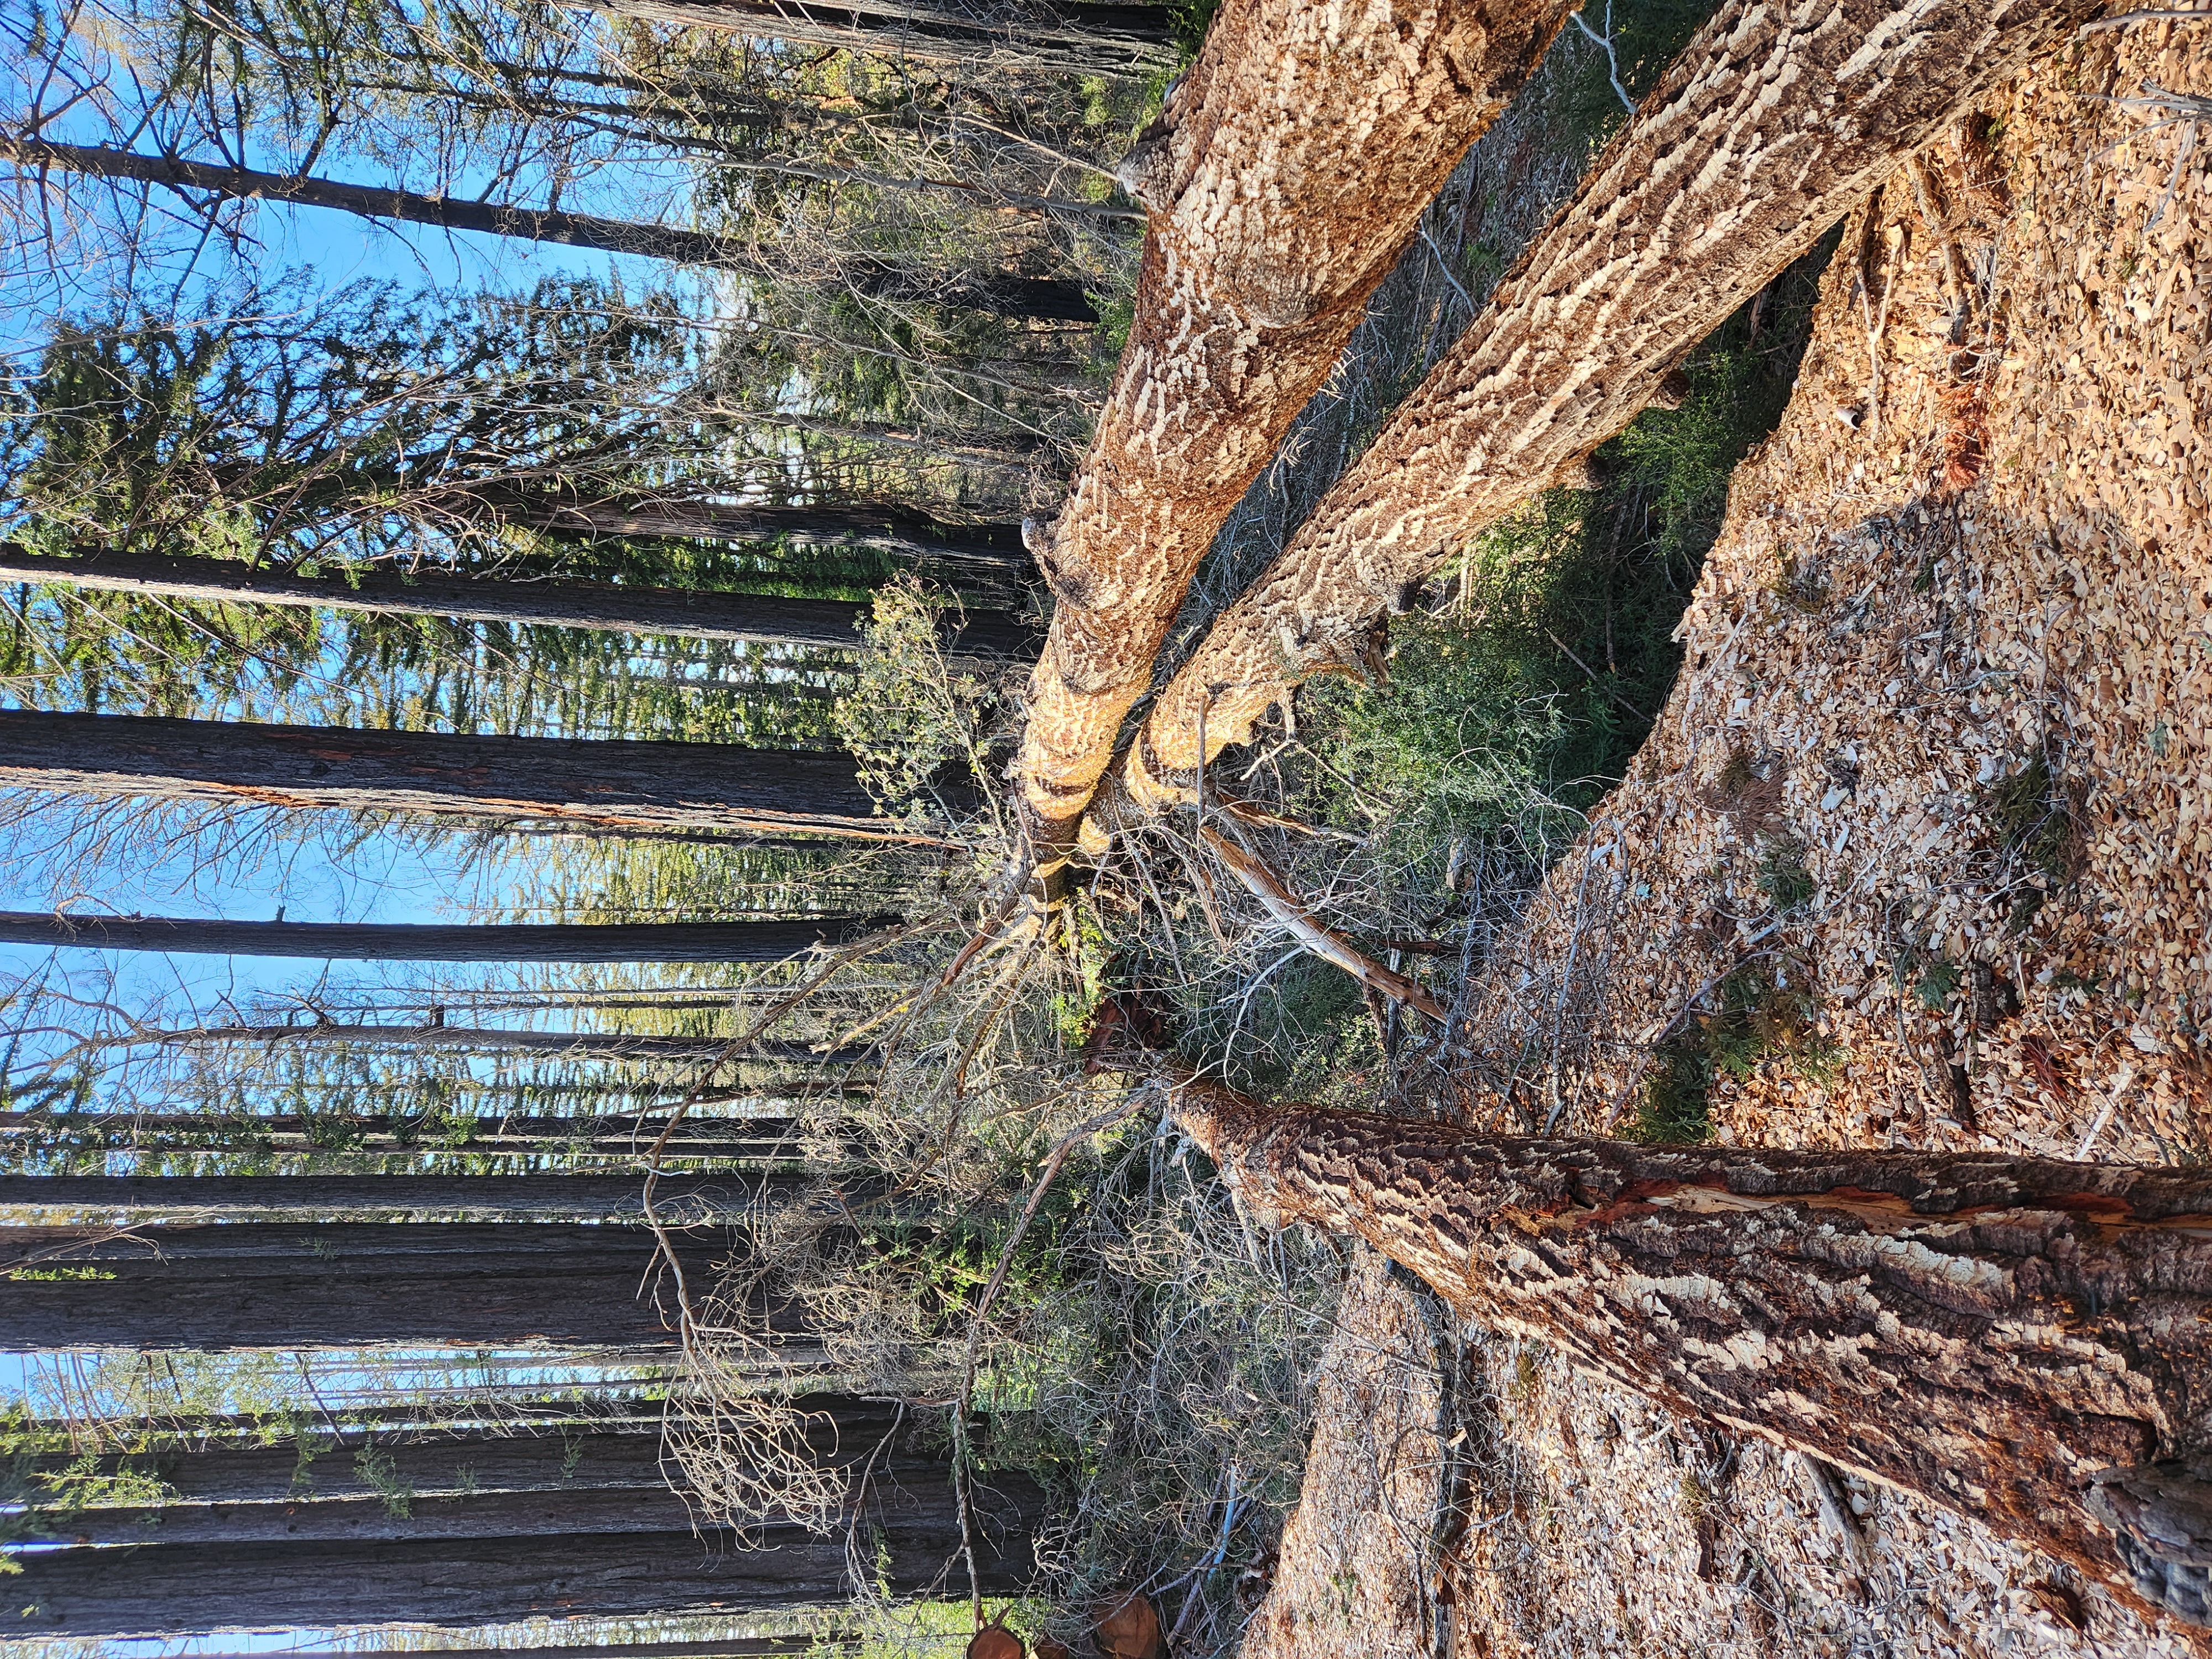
(0, 0, 1837, 1651)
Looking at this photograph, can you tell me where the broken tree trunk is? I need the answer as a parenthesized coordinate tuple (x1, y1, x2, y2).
(1008, 0, 1574, 857)
(0, 707, 956, 841)
(0, 545, 1035, 658)
(1120, 0, 2103, 812)
(1174, 1082, 2212, 1626)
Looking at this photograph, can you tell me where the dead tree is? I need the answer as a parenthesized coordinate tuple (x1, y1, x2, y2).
(1176, 1082, 2212, 1628)
(0, 708, 953, 841)
(0, 545, 1035, 657)
(1007, 0, 1574, 857)
(1120, 0, 2103, 812)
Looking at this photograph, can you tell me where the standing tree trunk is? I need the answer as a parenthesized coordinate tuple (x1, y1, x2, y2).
(0, 137, 1094, 320)
(0, 1171, 816, 1222)
(134, 1021, 874, 1066)
(593, 0, 1178, 79)
(0, 910, 894, 964)
(0, 1218, 769, 1349)
(0, 1109, 819, 1165)
(0, 545, 1035, 658)
(1007, 0, 1574, 857)
(1121, 0, 2101, 811)
(1175, 1082, 2212, 1627)
(0, 708, 953, 841)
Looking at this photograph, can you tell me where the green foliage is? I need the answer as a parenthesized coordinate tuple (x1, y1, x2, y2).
(1, 1405, 176, 1561)
(832, 576, 1008, 824)
(1630, 959, 1836, 1141)
(1756, 835, 1815, 914)
(1984, 754, 2077, 883)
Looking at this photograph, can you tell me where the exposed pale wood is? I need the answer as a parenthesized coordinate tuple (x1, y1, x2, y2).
(1121, 0, 2103, 811)
(1174, 1081, 2212, 1625)
(1199, 826, 1449, 1019)
(1008, 0, 1575, 857)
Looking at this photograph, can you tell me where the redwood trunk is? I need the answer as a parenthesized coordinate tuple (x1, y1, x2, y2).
(0, 138, 1091, 319)
(0, 545, 1034, 657)
(0, 708, 942, 841)
(1, 1110, 820, 1164)
(1124, 0, 2103, 808)
(0, 1219, 768, 1349)
(145, 1021, 873, 1066)
(0, 1172, 812, 1221)
(1008, 0, 1573, 853)
(1177, 1086, 2212, 1618)
(0, 910, 893, 964)
(593, 0, 1176, 78)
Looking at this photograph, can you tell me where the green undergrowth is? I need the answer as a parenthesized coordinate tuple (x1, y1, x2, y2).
(1303, 227, 1842, 890)
(1629, 958, 1842, 1142)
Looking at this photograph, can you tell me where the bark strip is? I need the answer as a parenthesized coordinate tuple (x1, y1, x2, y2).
(1175, 1084, 2212, 1618)
(1121, 0, 2104, 811)
(1009, 0, 1574, 856)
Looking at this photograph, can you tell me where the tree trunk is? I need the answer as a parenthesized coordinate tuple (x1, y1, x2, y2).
(0, 137, 1094, 320)
(44, 1397, 950, 1542)
(0, 910, 894, 964)
(0, 1172, 816, 1222)
(0, 708, 946, 842)
(0, 1219, 778, 1349)
(157, 1642, 832, 1659)
(1122, 0, 2101, 811)
(0, 545, 1035, 658)
(492, 492, 1031, 583)
(1175, 1083, 2212, 1624)
(7, 1506, 1037, 1635)
(139, 1021, 874, 1067)
(1007, 0, 1573, 855)
(592, 0, 1177, 79)
(1, 1111, 826, 1165)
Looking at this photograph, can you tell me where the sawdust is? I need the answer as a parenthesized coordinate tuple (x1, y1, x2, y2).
(1240, 15, 2212, 1657)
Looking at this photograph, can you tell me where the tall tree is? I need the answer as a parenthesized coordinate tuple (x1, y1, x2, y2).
(0, 545, 1036, 656)
(1121, 0, 2099, 812)
(0, 136, 1097, 320)
(1175, 1082, 2212, 1629)
(1009, 0, 1574, 859)
(595, 0, 1178, 77)
(0, 1217, 765, 1348)
(122, 1020, 873, 1066)
(0, 1171, 816, 1220)
(0, 709, 950, 841)
(0, 910, 895, 963)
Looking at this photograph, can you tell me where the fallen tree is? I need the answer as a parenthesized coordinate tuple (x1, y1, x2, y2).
(1010, 0, 1576, 859)
(1172, 1078, 2212, 1629)
(1115, 0, 2106, 816)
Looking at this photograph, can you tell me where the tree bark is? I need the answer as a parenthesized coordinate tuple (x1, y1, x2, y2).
(152, 1642, 831, 1659)
(0, 137, 1094, 320)
(138, 1021, 873, 1066)
(0, 910, 894, 964)
(592, 0, 1177, 79)
(1121, 0, 2103, 811)
(1006, 0, 1573, 856)
(0, 545, 1035, 658)
(1175, 1083, 2212, 1622)
(0, 1219, 775, 1349)
(0, 1172, 815, 1222)
(0, 708, 945, 842)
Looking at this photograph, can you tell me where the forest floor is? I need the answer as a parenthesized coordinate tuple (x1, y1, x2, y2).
(1235, 15, 2212, 1659)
